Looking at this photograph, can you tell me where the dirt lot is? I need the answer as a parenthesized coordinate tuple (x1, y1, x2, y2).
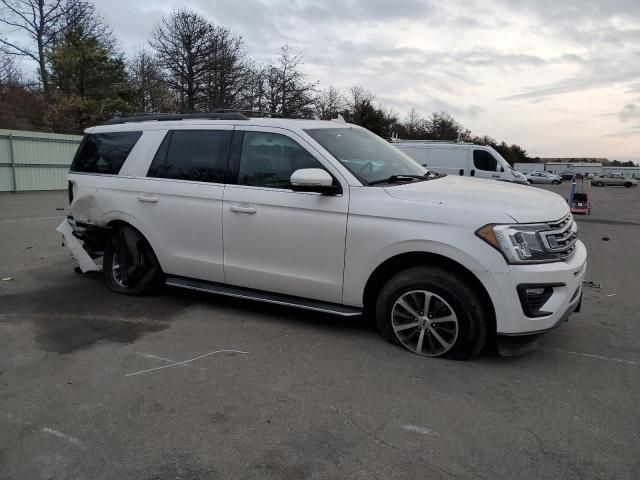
(1, 183, 639, 480)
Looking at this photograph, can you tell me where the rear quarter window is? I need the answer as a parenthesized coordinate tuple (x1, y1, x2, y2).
(70, 132, 142, 174)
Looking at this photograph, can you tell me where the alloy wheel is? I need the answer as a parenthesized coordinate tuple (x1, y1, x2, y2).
(391, 290, 459, 357)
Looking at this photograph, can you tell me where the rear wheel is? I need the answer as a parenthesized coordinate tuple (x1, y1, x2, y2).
(104, 225, 163, 295)
(527, 179, 533, 184)
(596, 181, 604, 187)
(625, 182, 632, 188)
(376, 266, 489, 359)
(552, 180, 560, 185)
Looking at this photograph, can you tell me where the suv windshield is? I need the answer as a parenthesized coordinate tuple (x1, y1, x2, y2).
(305, 127, 427, 185)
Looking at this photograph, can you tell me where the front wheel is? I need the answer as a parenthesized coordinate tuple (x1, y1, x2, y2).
(104, 226, 163, 295)
(376, 266, 489, 359)
(625, 182, 632, 188)
(596, 181, 604, 187)
(552, 180, 560, 185)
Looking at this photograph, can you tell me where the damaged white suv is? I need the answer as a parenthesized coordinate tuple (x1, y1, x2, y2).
(59, 113, 586, 358)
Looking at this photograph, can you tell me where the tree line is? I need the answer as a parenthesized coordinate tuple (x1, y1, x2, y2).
(1, 0, 530, 164)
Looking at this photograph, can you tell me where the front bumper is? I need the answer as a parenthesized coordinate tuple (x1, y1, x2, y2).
(477, 240, 587, 336)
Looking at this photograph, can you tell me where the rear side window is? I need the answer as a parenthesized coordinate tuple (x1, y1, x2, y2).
(147, 130, 231, 183)
(71, 132, 142, 174)
(473, 150, 498, 171)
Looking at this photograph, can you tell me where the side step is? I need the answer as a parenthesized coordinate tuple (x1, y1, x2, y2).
(165, 276, 362, 317)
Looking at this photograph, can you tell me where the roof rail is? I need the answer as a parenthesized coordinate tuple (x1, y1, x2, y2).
(102, 112, 250, 125)
(391, 138, 474, 145)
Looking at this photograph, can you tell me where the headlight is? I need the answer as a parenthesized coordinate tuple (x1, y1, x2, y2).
(476, 223, 558, 264)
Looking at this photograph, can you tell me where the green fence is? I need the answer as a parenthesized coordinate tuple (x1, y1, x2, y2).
(0, 129, 82, 192)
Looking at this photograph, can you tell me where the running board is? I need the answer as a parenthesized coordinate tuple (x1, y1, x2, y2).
(165, 276, 362, 317)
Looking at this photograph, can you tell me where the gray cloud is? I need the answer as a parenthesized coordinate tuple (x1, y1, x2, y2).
(619, 103, 640, 121)
(604, 129, 640, 137)
(502, 70, 640, 101)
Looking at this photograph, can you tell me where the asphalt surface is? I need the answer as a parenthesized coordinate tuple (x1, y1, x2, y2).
(1, 183, 639, 480)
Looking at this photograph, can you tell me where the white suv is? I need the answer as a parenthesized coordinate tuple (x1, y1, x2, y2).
(58, 113, 586, 359)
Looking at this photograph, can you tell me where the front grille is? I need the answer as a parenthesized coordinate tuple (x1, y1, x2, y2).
(540, 214, 578, 260)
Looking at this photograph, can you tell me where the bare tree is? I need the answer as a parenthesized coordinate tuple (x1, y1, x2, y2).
(0, 49, 21, 84)
(404, 107, 425, 138)
(315, 86, 343, 120)
(203, 26, 247, 110)
(0, 0, 80, 91)
(48, 0, 116, 53)
(129, 48, 174, 113)
(150, 9, 214, 113)
(263, 45, 317, 118)
(344, 85, 375, 113)
(239, 62, 266, 113)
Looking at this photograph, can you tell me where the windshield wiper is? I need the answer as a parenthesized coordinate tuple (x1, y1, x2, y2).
(368, 174, 428, 186)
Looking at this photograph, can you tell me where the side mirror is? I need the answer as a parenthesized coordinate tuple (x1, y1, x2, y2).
(290, 168, 341, 195)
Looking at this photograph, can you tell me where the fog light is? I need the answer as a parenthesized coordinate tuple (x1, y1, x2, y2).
(517, 283, 564, 317)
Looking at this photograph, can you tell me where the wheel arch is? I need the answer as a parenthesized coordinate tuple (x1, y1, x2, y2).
(105, 217, 165, 271)
(362, 251, 496, 333)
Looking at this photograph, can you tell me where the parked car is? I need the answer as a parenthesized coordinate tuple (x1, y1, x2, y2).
(58, 113, 586, 359)
(591, 174, 637, 188)
(392, 141, 526, 184)
(525, 171, 562, 185)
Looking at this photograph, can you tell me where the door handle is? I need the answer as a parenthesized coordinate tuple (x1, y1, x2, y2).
(230, 205, 257, 214)
(137, 195, 158, 203)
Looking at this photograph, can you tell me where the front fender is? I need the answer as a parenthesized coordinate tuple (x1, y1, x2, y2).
(342, 233, 508, 308)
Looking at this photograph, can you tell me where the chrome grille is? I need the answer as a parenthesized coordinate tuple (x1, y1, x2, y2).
(540, 214, 578, 260)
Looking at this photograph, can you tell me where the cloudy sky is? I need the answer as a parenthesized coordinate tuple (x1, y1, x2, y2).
(5, 0, 640, 161)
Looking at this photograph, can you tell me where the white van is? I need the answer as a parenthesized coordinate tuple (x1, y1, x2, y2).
(393, 141, 525, 183)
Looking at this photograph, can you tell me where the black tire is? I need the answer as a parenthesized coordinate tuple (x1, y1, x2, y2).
(103, 225, 163, 295)
(596, 181, 604, 187)
(376, 266, 489, 360)
(527, 179, 533, 184)
(625, 182, 632, 188)
(552, 180, 560, 185)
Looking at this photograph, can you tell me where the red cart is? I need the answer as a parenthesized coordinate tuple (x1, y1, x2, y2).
(569, 177, 591, 215)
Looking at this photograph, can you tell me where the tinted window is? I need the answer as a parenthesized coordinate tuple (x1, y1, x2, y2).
(473, 150, 498, 171)
(238, 132, 323, 189)
(71, 132, 142, 174)
(147, 130, 231, 183)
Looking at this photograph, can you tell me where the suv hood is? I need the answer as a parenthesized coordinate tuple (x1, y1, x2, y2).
(384, 176, 569, 223)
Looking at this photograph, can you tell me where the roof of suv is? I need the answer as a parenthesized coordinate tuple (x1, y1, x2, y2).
(88, 117, 350, 134)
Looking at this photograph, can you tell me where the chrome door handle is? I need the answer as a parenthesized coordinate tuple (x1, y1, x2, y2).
(137, 195, 158, 203)
(230, 205, 257, 214)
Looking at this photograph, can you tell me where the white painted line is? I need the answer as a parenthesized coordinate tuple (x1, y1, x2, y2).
(402, 424, 437, 435)
(0, 215, 64, 224)
(42, 427, 82, 445)
(543, 347, 638, 366)
(125, 349, 249, 377)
